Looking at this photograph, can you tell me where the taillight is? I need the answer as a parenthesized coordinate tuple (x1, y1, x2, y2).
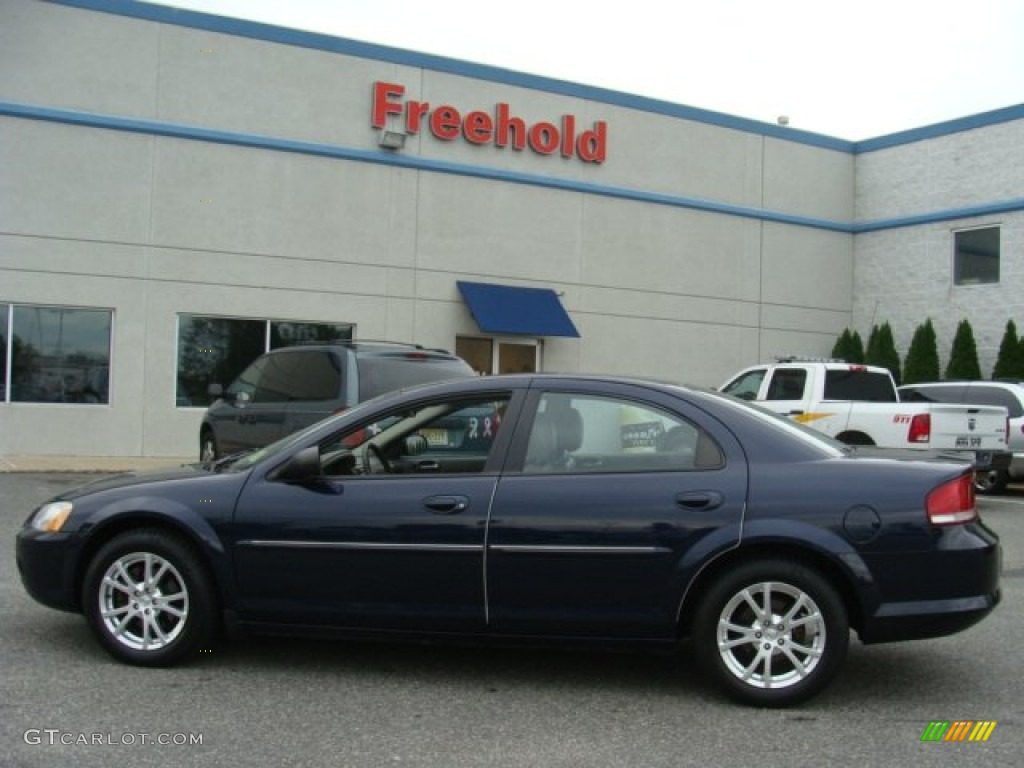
(926, 474, 977, 526)
(907, 413, 931, 443)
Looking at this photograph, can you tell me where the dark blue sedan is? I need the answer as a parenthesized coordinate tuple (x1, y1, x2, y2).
(16, 374, 1001, 707)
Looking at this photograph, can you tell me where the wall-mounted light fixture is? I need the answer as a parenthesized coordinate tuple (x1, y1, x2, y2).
(378, 129, 406, 149)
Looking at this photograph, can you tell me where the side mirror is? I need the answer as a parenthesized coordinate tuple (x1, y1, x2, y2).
(208, 383, 223, 398)
(404, 434, 429, 456)
(269, 446, 321, 483)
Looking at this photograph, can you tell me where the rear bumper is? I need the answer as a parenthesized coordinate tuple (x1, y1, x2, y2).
(859, 591, 1000, 644)
(1007, 452, 1024, 479)
(972, 450, 1012, 472)
(858, 523, 1001, 644)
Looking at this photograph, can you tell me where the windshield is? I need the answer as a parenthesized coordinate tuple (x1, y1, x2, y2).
(221, 394, 391, 472)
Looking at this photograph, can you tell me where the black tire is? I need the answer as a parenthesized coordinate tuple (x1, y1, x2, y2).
(200, 428, 219, 463)
(837, 432, 875, 447)
(692, 559, 849, 707)
(82, 529, 218, 666)
(974, 468, 1009, 495)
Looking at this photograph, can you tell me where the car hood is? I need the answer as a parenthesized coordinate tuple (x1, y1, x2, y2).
(57, 463, 211, 500)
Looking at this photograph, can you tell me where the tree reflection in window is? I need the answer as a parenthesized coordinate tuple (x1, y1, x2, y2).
(11, 306, 112, 404)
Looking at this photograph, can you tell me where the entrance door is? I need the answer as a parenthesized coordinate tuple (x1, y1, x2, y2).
(456, 336, 540, 375)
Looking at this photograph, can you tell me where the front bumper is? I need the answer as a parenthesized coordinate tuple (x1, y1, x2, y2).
(16, 529, 82, 613)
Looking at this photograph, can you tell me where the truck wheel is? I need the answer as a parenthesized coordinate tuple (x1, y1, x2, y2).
(837, 432, 875, 446)
(692, 559, 849, 707)
(974, 468, 1009, 495)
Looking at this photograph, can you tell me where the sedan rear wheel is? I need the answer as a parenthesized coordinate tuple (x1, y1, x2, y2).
(693, 559, 848, 707)
(83, 529, 217, 666)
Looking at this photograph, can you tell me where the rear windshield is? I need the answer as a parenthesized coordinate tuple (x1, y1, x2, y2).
(823, 370, 897, 402)
(357, 355, 476, 400)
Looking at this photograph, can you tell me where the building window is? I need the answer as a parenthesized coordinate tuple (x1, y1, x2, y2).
(0, 304, 8, 402)
(0, 305, 112, 404)
(176, 315, 352, 408)
(954, 226, 1000, 285)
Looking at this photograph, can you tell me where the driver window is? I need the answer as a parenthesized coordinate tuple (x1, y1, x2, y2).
(319, 395, 510, 477)
(721, 369, 765, 401)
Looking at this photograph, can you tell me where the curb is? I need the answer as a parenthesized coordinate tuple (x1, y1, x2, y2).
(0, 456, 194, 473)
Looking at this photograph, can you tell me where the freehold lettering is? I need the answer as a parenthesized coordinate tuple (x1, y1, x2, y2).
(371, 81, 607, 163)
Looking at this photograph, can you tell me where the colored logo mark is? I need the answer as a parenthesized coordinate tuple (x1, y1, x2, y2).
(920, 721, 997, 742)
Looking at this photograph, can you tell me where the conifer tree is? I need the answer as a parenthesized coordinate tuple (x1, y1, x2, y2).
(903, 319, 940, 384)
(831, 329, 853, 361)
(847, 330, 865, 364)
(945, 319, 982, 380)
(877, 322, 902, 385)
(865, 325, 882, 366)
(992, 320, 1024, 380)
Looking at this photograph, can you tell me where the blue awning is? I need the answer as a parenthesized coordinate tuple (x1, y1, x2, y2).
(457, 281, 580, 338)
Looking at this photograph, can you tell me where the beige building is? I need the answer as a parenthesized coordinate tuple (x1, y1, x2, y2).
(1, 0, 1021, 458)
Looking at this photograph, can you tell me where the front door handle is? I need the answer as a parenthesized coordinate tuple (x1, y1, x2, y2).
(675, 491, 724, 510)
(423, 495, 469, 515)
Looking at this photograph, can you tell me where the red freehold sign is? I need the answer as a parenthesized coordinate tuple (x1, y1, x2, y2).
(372, 81, 607, 163)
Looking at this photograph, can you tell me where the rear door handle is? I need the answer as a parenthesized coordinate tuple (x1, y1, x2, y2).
(675, 491, 724, 510)
(423, 495, 469, 514)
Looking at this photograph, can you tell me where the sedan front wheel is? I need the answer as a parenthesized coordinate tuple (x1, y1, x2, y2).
(693, 559, 849, 707)
(82, 529, 217, 666)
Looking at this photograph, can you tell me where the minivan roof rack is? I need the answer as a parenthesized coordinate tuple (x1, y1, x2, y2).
(291, 338, 455, 354)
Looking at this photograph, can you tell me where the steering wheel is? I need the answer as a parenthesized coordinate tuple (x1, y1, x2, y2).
(363, 442, 392, 473)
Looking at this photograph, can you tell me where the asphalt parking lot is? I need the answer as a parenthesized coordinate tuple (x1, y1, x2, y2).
(2, 472, 1023, 768)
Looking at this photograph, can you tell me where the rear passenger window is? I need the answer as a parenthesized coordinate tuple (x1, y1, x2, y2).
(899, 385, 966, 404)
(824, 370, 897, 402)
(357, 355, 475, 400)
(766, 369, 806, 400)
(523, 393, 723, 474)
(966, 387, 1024, 418)
(257, 350, 340, 402)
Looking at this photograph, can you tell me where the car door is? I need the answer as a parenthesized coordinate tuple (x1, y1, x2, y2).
(485, 382, 748, 639)
(214, 355, 292, 454)
(761, 366, 810, 418)
(230, 390, 522, 632)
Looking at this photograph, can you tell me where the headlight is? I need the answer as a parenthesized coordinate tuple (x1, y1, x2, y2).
(29, 501, 73, 533)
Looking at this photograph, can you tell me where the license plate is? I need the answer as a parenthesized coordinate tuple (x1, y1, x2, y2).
(420, 428, 449, 447)
(955, 436, 983, 448)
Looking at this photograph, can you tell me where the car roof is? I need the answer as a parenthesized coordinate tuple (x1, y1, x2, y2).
(900, 380, 1024, 389)
(382, 372, 703, 399)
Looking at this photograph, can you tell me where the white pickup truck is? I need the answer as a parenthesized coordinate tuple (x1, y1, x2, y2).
(720, 359, 1012, 481)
